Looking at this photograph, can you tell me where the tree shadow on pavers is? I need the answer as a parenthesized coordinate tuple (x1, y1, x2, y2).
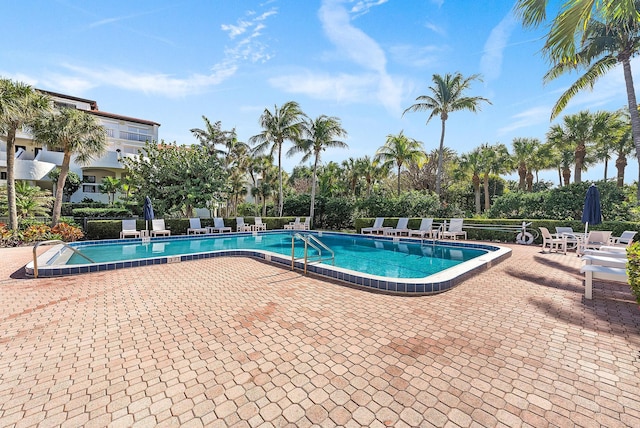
(532, 253, 580, 275)
(503, 261, 583, 294)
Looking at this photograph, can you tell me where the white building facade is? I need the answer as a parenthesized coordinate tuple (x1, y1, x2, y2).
(0, 90, 160, 203)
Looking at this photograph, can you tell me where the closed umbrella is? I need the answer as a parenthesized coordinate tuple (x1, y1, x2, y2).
(143, 196, 154, 231)
(581, 184, 602, 234)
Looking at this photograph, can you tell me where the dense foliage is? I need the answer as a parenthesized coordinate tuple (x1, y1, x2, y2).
(627, 242, 640, 304)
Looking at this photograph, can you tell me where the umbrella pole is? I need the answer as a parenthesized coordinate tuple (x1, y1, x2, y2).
(584, 222, 588, 235)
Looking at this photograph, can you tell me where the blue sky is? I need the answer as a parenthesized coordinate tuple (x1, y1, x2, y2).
(2, 0, 638, 184)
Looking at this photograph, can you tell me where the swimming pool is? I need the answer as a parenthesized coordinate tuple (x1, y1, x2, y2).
(27, 231, 511, 295)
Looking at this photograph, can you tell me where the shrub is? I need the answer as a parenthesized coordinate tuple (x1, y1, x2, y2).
(627, 242, 640, 304)
(72, 207, 131, 218)
(22, 224, 54, 243)
(51, 223, 84, 242)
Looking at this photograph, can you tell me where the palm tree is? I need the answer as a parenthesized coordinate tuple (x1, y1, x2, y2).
(0, 79, 51, 229)
(357, 156, 388, 197)
(614, 111, 635, 186)
(287, 115, 347, 227)
(511, 138, 540, 190)
(32, 108, 107, 226)
(374, 131, 426, 195)
(249, 101, 306, 217)
(403, 72, 491, 196)
(457, 148, 483, 214)
(190, 116, 232, 157)
(515, 0, 640, 199)
(99, 176, 121, 205)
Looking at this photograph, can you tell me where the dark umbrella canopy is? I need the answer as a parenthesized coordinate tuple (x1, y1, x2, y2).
(143, 197, 154, 230)
(581, 184, 602, 234)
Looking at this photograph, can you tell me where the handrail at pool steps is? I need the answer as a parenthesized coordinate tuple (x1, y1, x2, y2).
(32, 240, 96, 279)
(291, 233, 335, 274)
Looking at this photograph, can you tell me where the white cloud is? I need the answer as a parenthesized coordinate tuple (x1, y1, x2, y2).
(221, 20, 253, 39)
(425, 22, 446, 36)
(389, 44, 441, 68)
(498, 106, 551, 135)
(480, 12, 517, 82)
(431, 0, 444, 7)
(350, 0, 388, 17)
(222, 7, 277, 64)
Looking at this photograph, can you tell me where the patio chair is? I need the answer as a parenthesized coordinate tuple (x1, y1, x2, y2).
(254, 217, 267, 231)
(208, 217, 232, 233)
(408, 218, 437, 239)
(609, 230, 637, 247)
(296, 217, 311, 230)
(150, 219, 171, 237)
(187, 218, 207, 235)
(539, 227, 566, 254)
(361, 217, 392, 234)
(120, 219, 141, 239)
(578, 230, 612, 255)
(384, 218, 410, 236)
(284, 217, 300, 230)
(236, 217, 252, 232)
(555, 227, 580, 251)
(440, 218, 467, 240)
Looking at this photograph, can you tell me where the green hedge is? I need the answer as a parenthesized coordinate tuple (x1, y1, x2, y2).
(354, 218, 640, 244)
(72, 207, 132, 218)
(627, 243, 640, 304)
(85, 217, 300, 240)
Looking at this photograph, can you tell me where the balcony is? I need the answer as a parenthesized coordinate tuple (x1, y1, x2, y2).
(0, 158, 57, 181)
(119, 131, 153, 143)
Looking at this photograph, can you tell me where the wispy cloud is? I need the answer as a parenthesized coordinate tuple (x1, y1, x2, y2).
(221, 8, 277, 64)
(498, 106, 551, 135)
(424, 21, 446, 36)
(349, 0, 388, 18)
(389, 44, 442, 68)
(480, 11, 517, 82)
(431, 0, 444, 7)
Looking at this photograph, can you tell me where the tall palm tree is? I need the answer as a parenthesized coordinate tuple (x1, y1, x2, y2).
(0, 79, 51, 229)
(357, 156, 388, 197)
(374, 131, 426, 196)
(249, 101, 306, 217)
(99, 176, 121, 205)
(515, 0, 640, 199)
(511, 137, 540, 190)
(403, 72, 491, 196)
(457, 148, 483, 215)
(32, 108, 107, 226)
(288, 115, 347, 227)
(190, 116, 231, 157)
(614, 110, 635, 186)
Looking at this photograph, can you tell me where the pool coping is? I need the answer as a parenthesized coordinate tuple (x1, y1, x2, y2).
(25, 231, 512, 295)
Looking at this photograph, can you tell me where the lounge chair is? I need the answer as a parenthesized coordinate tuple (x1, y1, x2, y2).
(539, 227, 566, 254)
(187, 218, 207, 235)
(610, 230, 636, 247)
(120, 219, 141, 239)
(555, 227, 580, 250)
(208, 217, 232, 233)
(408, 218, 437, 239)
(297, 217, 311, 230)
(578, 230, 612, 255)
(254, 217, 267, 231)
(150, 219, 171, 237)
(384, 218, 410, 236)
(284, 217, 300, 230)
(440, 218, 467, 240)
(361, 217, 392, 235)
(236, 217, 252, 232)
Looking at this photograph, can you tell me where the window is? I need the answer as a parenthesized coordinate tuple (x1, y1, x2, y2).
(54, 101, 77, 110)
(83, 175, 96, 183)
(34, 147, 42, 156)
(15, 145, 26, 152)
(82, 185, 97, 193)
(1, 172, 6, 180)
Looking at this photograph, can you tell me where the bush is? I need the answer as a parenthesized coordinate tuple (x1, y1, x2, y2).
(72, 207, 132, 218)
(627, 242, 640, 304)
(51, 222, 84, 242)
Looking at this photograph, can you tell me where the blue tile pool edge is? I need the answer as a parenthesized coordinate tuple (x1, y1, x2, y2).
(25, 231, 512, 295)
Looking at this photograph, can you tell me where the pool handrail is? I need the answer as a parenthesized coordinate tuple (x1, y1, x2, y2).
(32, 240, 96, 279)
(291, 233, 335, 274)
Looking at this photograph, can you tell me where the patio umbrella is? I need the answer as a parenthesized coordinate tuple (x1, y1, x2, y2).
(581, 184, 602, 234)
(143, 196, 154, 231)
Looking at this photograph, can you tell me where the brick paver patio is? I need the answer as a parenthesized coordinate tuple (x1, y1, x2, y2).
(0, 242, 639, 427)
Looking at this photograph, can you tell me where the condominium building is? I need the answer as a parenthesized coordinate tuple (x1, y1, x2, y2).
(0, 90, 160, 203)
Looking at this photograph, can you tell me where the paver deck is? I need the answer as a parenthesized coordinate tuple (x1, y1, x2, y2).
(0, 242, 639, 427)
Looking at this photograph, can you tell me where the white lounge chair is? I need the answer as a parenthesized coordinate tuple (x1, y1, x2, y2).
(539, 227, 566, 254)
(254, 217, 267, 231)
(208, 217, 232, 233)
(409, 218, 437, 239)
(296, 217, 310, 230)
(236, 217, 252, 232)
(120, 219, 141, 239)
(150, 219, 171, 237)
(578, 230, 613, 255)
(440, 218, 467, 240)
(555, 227, 580, 250)
(384, 218, 410, 236)
(362, 217, 392, 235)
(284, 217, 300, 230)
(610, 231, 637, 247)
(187, 218, 207, 235)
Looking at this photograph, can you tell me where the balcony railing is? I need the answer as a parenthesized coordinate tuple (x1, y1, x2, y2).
(119, 131, 153, 142)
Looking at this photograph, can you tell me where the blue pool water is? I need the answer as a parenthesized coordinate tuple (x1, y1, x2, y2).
(66, 232, 486, 279)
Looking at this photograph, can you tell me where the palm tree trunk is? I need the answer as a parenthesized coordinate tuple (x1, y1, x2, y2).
(574, 142, 585, 183)
(616, 155, 627, 187)
(5, 127, 18, 230)
(51, 151, 72, 227)
(436, 118, 446, 196)
(310, 155, 318, 229)
(621, 57, 640, 201)
(397, 165, 401, 196)
(557, 167, 562, 187)
(277, 141, 284, 217)
(473, 174, 481, 214)
(483, 173, 490, 211)
(603, 158, 608, 182)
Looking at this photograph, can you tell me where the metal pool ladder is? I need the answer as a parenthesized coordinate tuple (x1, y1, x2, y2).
(32, 240, 95, 279)
(291, 233, 335, 274)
